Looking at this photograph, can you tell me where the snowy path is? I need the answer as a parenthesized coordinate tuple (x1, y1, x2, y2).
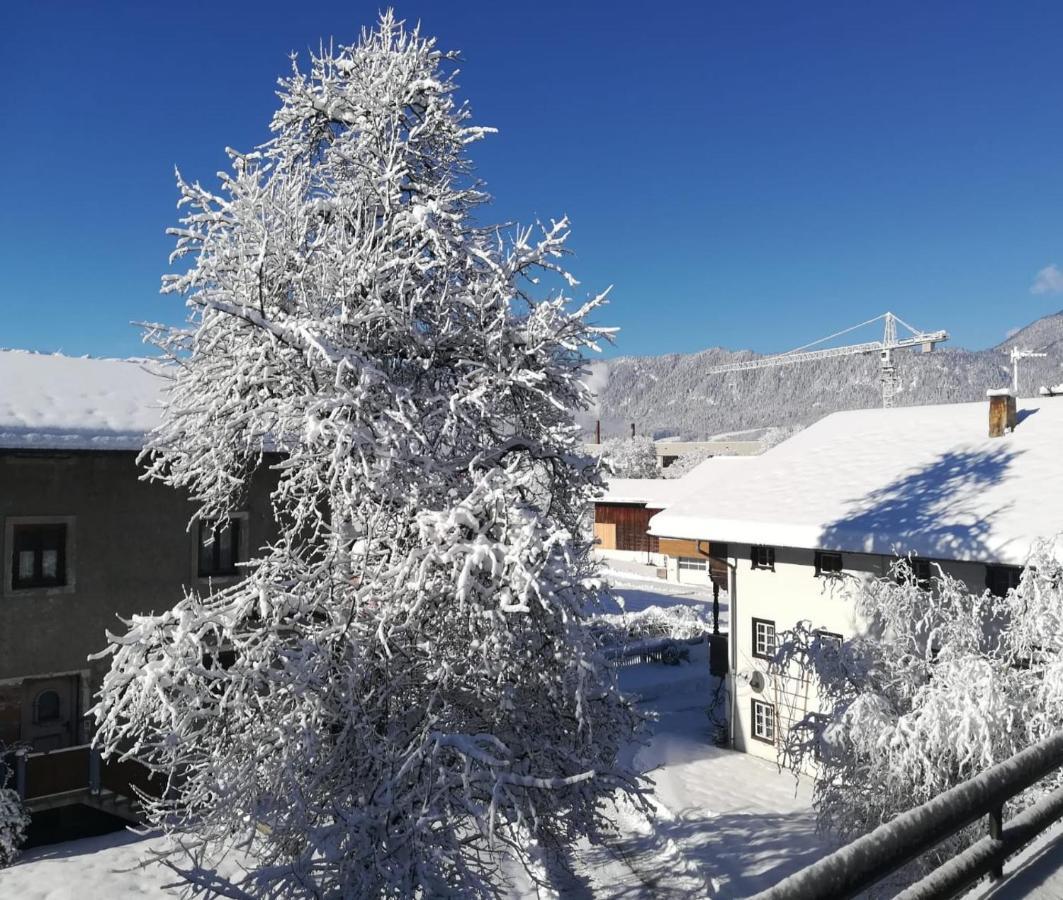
(581, 647, 828, 898)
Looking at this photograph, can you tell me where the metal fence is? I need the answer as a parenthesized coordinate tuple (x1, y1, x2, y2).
(603, 634, 706, 667)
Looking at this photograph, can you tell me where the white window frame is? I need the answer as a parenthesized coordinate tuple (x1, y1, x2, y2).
(751, 698, 776, 744)
(677, 556, 708, 572)
(752, 617, 776, 660)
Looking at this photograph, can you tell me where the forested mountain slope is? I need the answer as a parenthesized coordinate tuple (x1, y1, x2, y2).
(588, 312, 1063, 440)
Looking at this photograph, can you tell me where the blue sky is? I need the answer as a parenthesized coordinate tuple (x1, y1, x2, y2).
(3, 1, 1063, 360)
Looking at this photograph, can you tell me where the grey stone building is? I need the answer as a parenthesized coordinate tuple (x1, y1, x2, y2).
(0, 350, 275, 753)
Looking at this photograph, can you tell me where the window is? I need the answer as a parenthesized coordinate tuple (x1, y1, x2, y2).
(986, 565, 1022, 598)
(34, 690, 61, 724)
(814, 630, 844, 661)
(198, 519, 242, 578)
(678, 557, 708, 571)
(751, 699, 776, 744)
(894, 556, 932, 589)
(752, 617, 776, 660)
(814, 551, 843, 576)
(751, 545, 775, 571)
(11, 523, 67, 589)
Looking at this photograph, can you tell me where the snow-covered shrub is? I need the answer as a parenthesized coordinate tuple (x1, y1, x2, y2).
(92, 13, 644, 899)
(759, 424, 803, 449)
(0, 763, 29, 868)
(661, 449, 713, 479)
(599, 435, 660, 478)
(591, 604, 711, 646)
(776, 544, 1063, 880)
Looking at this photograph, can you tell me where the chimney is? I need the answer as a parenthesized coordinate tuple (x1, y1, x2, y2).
(987, 389, 1016, 437)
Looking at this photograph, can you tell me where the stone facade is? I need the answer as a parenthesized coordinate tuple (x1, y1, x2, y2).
(0, 450, 275, 750)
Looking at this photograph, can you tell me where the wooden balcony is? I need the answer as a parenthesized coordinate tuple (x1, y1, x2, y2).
(3, 743, 156, 823)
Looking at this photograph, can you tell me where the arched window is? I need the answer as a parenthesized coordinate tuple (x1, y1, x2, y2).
(34, 689, 61, 724)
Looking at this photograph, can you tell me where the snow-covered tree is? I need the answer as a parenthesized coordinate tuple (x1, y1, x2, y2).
(759, 423, 802, 449)
(661, 448, 713, 479)
(92, 14, 643, 898)
(0, 756, 28, 868)
(599, 435, 660, 478)
(775, 542, 1063, 878)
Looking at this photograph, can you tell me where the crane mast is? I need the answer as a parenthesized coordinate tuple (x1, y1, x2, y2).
(707, 312, 949, 408)
(1010, 347, 1047, 396)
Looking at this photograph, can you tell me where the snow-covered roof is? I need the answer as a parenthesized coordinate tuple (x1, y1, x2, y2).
(598, 457, 754, 509)
(649, 399, 1063, 566)
(0, 350, 165, 450)
(598, 478, 688, 509)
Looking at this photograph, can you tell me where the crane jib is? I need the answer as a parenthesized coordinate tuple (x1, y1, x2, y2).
(705, 312, 949, 408)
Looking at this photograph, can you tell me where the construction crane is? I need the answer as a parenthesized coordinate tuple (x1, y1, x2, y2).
(707, 311, 949, 408)
(1008, 347, 1047, 396)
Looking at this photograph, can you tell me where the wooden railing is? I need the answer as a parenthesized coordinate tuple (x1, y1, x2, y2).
(22, 744, 90, 799)
(5, 744, 155, 808)
(751, 730, 1063, 900)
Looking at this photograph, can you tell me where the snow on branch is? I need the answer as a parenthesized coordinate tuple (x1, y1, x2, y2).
(774, 540, 1063, 885)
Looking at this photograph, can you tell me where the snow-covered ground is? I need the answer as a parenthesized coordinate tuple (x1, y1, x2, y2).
(967, 823, 1063, 899)
(600, 567, 728, 623)
(582, 641, 829, 898)
(0, 829, 206, 899)
(0, 578, 825, 899)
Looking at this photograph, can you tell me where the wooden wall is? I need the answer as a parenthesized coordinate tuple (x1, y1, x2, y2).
(593, 503, 659, 553)
(658, 537, 730, 589)
(658, 537, 710, 559)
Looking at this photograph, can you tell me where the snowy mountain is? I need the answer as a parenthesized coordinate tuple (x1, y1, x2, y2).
(588, 311, 1063, 440)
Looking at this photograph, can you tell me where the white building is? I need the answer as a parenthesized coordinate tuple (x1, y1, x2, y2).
(647, 392, 1063, 763)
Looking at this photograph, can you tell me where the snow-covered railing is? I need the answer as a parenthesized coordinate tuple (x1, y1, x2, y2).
(751, 730, 1063, 900)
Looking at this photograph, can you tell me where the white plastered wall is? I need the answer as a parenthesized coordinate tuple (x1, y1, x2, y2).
(729, 544, 989, 766)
